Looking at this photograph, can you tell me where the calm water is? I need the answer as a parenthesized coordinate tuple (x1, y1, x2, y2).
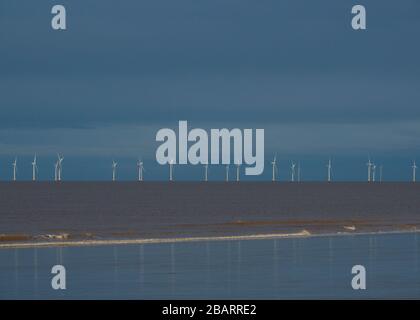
(1, 232, 419, 299)
(2, 182, 420, 239)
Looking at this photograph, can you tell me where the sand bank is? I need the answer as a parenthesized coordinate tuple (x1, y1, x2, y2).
(2, 229, 420, 249)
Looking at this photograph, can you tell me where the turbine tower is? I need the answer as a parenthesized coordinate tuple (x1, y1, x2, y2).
(412, 161, 417, 182)
(366, 158, 372, 182)
(236, 162, 241, 182)
(54, 161, 59, 181)
(271, 155, 278, 182)
(137, 159, 144, 181)
(225, 165, 229, 182)
(31, 154, 38, 181)
(297, 162, 301, 182)
(112, 160, 117, 181)
(169, 159, 174, 181)
(204, 164, 208, 182)
(57, 154, 64, 181)
(372, 164, 376, 182)
(12, 158, 17, 181)
(291, 162, 296, 182)
(379, 165, 383, 182)
(326, 158, 332, 182)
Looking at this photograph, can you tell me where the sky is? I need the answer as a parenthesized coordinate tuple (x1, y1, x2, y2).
(0, 0, 419, 181)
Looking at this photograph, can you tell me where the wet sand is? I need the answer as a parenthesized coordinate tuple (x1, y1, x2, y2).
(1, 182, 420, 247)
(2, 232, 419, 299)
(0, 230, 313, 249)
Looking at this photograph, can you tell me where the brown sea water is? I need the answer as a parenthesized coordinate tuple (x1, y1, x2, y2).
(0, 182, 420, 243)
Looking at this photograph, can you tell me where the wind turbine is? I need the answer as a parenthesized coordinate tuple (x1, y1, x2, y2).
(169, 159, 174, 181)
(112, 160, 117, 181)
(271, 155, 278, 182)
(412, 161, 417, 182)
(326, 158, 332, 182)
(291, 161, 296, 182)
(379, 165, 383, 182)
(57, 154, 64, 181)
(372, 163, 376, 182)
(366, 158, 372, 182)
(137, 159, 144, 181)
(236, 161, 241, 182)
(31, 154, 38, 181)
(225, 165, 229, 182)
(54, 161, 59, 181)
(204, 164, 208, 182)
(12, 157, 17, 181)
(297, 162, 301, 182)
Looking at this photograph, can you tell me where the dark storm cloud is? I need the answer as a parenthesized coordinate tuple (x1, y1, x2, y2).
(1, 0, 420, 128)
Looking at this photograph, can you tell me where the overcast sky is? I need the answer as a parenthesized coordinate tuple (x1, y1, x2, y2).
(0, 0, 419, 180)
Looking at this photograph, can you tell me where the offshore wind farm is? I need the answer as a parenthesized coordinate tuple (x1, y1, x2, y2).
(0, 153, 418, 183)
(2, 0, 420, 301)
(0, 152, 419, 248)
(2, 156, 420, 299)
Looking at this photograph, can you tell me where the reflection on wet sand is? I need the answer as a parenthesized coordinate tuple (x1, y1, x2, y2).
(1, 232, 420, 299)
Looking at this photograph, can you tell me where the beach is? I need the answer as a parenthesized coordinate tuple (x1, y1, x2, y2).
(1, 232, 419, 299)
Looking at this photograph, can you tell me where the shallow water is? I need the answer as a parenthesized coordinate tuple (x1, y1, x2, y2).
(0, 232, 419, 299)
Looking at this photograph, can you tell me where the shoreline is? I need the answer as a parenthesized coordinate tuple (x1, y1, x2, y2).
(1, 229, 419, 250)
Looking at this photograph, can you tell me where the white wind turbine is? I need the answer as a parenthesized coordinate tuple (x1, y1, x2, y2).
(169, 159, 174, 181)
(379, 165, 383, 182)
(12, 157, 17, 181)
(297, 162, 301, 182)
(225, 165, 230, 182)
(236, 161, 241, 182)
(137, 159, 144, 181)
(112, 160, 117, 181)
(412, 161, 417, 182)
(291, 161, 296, 182)
(366, 158, 372, 182)
(54, 161, 59, 181)
(31, 154, 38, 181)
(271, 155, 278, 182)
(326, 158, 332, 182)
(372, 163, 376, 182)
(204, 164, 208, 182)
(57, 154, 64, 181)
